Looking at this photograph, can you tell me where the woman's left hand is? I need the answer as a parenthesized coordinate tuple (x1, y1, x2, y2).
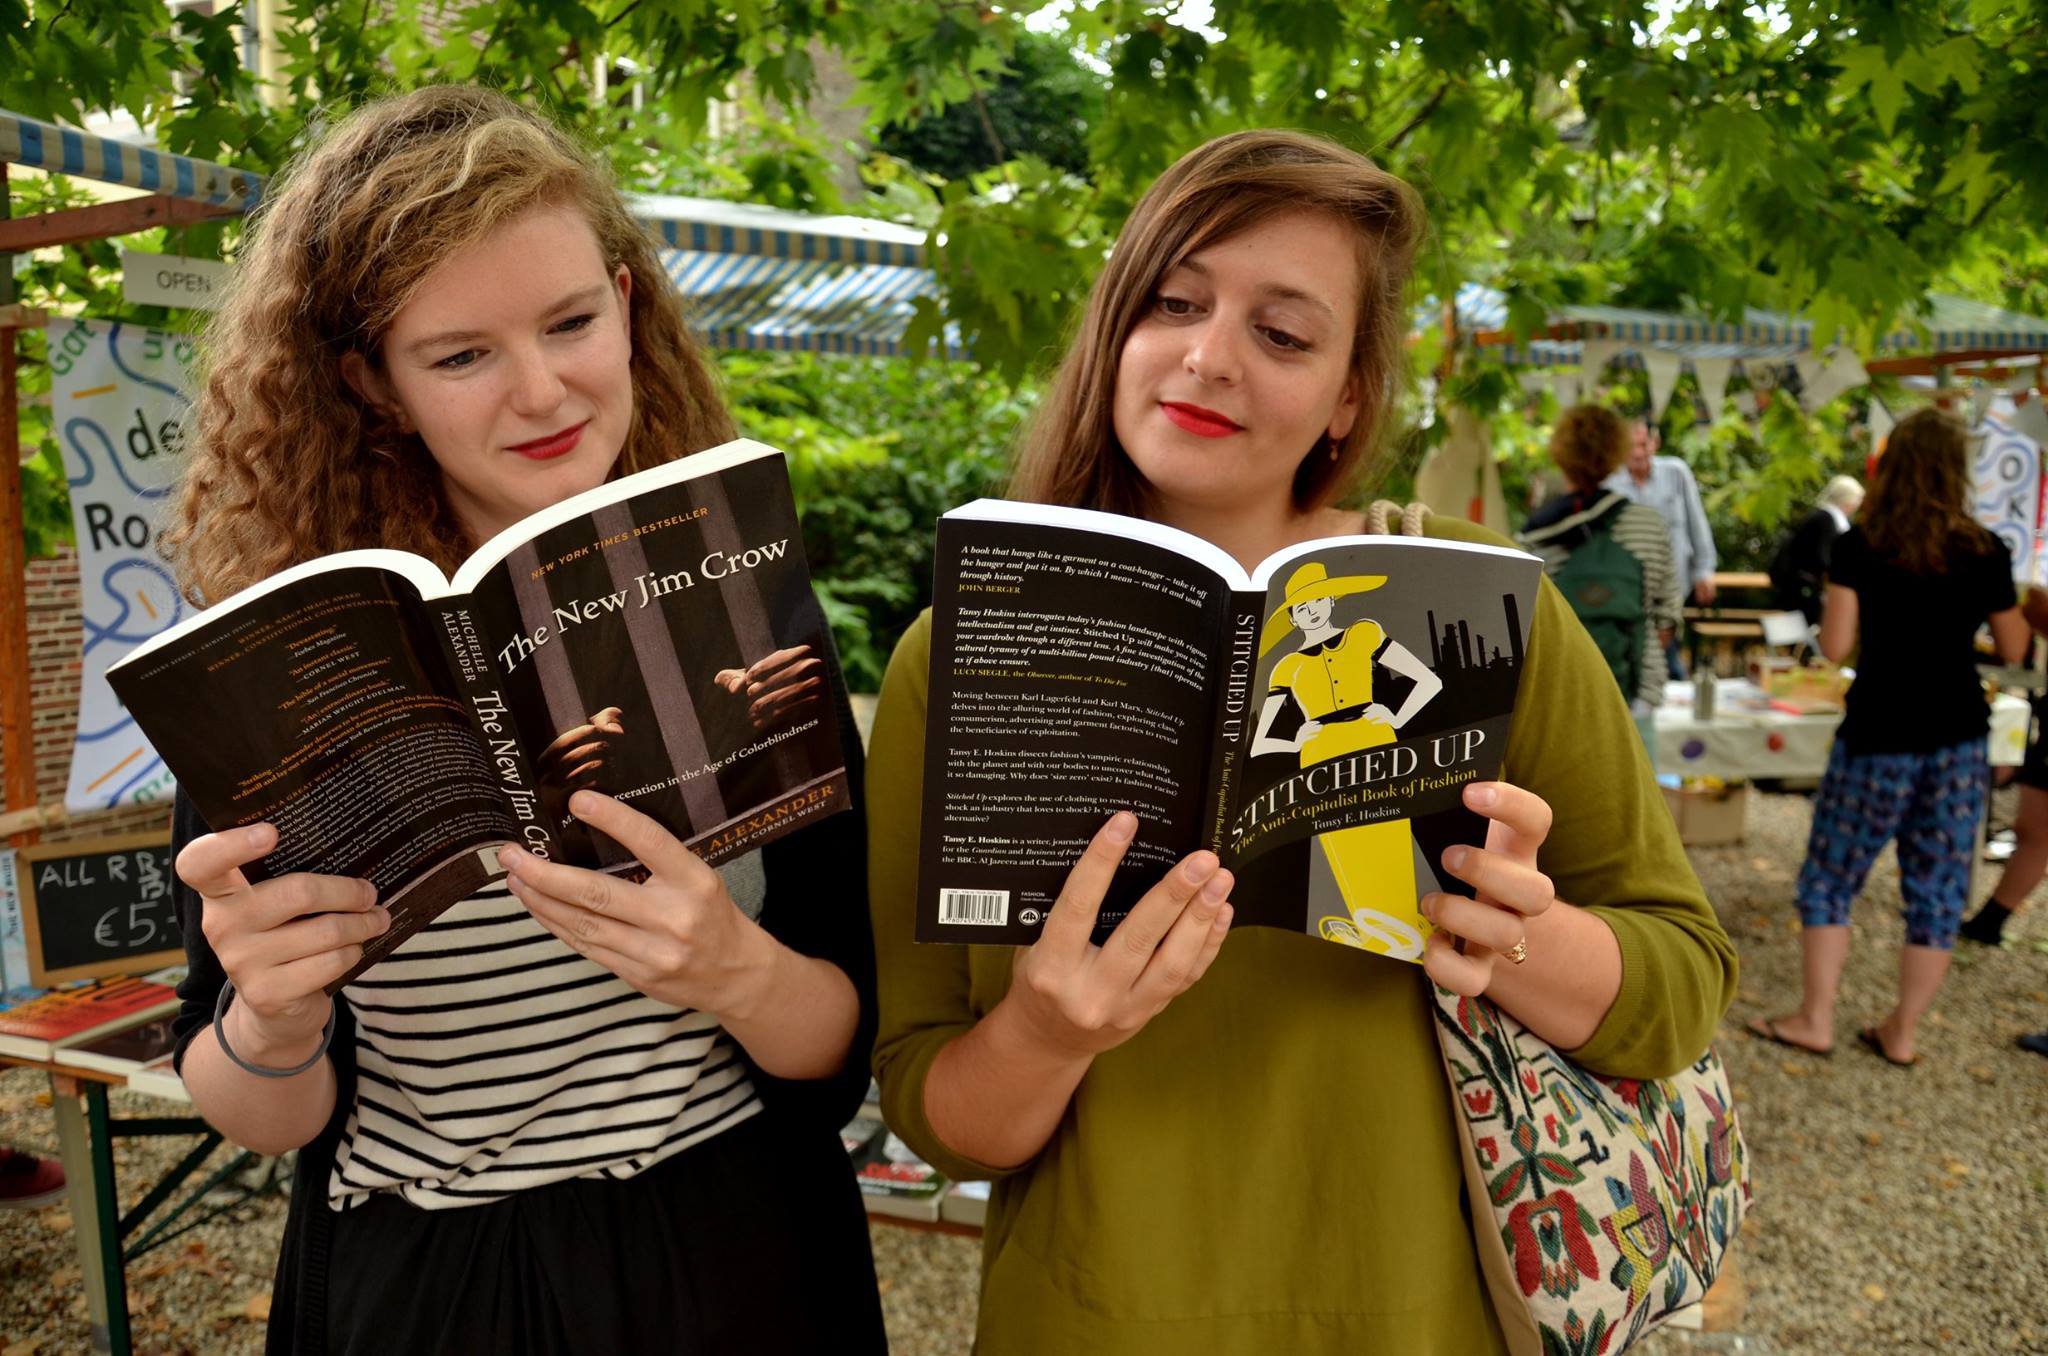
(501, 791, 770, 1018)
(1420, 780, 1555, 997)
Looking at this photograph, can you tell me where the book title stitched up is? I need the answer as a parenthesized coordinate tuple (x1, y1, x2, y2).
(917, 501, 1543, 962)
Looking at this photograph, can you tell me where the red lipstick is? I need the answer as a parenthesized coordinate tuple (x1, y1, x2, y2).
(507, 421, 587, 461)
(1160, 402, 1243, 438)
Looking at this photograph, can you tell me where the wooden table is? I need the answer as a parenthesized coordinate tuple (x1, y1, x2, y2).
(0, 1055, 276, 1356)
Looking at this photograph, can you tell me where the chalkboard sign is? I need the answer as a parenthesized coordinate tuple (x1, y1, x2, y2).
(18, 831, 181, 984)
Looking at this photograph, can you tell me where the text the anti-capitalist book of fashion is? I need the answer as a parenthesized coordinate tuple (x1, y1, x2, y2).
(111, 441, 850, 990)
(918, 502, 1542, 963)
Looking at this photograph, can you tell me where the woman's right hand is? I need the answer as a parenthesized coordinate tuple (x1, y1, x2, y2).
(1003, 812, 1234, 1060)
(177, 822, 389, 1060)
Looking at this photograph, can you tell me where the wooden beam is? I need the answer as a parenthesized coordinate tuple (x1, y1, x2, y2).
(0, 164, 37, 848)
(1864, 347, 2048, 378)
(0, 802, 69, 839)
(0, 194, 239, 254)
(1470, 321, 1588, 347)
(0, 305, 48, 329)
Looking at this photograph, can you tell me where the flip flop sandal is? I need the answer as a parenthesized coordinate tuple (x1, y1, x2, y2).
(1744, 1017, 1833, 1058)
(1856, 1027, 1917, 1068)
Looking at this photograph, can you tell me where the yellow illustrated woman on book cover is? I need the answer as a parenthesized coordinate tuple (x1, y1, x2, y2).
(1251, 562, 1444, 960)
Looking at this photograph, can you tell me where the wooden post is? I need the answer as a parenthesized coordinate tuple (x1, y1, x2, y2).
(1, 161, 38, 849)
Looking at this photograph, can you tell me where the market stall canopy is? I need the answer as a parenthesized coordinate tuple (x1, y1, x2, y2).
(0, 109, 261, 253)
(1, 109, 952, 357)
(632, 193, 954, 359)
(1447, 282, 2048, 370)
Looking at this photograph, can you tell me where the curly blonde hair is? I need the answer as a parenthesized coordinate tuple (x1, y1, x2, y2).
(1007, 130, 1426, 514)
(1548, 404, 1629, 491)
(164, 85, 733, 604)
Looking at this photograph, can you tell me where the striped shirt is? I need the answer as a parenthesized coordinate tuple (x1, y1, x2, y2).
(327, 853, 768, 1212)
(1520, 495, 1679, 709)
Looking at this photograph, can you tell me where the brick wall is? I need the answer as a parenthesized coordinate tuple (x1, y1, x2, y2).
(6, 545, 172, 845)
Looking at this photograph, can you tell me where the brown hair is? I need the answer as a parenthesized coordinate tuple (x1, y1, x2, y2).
(1007, 130, 1426, 515)
(1862, 406, 1995, 574)
(164, 84, 734, 605)
(1549, 405, 1630, 491)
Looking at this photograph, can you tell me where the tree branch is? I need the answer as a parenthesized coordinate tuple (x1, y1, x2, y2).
(1384, 82, 1450, 153)
(964, 61, 1011, 180)
(1966, 182, 2015, 232)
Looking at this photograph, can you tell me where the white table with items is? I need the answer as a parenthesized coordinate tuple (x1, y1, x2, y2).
(1653, 679, 2029, 781)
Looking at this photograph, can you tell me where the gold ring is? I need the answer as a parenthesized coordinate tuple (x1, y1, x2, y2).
(1504, 937, 1529, 965)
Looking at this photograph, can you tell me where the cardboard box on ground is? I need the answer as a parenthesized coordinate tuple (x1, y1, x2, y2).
(1662, 783, 1748, 846)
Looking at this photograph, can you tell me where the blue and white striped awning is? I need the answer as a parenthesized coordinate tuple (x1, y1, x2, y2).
(632, 194, 954, 359)
(0, 109, 263, 211)
(1442, 283, 2048, 367)
(0, 111, 947, 358)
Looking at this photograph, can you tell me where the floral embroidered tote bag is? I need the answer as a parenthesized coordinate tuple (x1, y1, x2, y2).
(1433, 989, 1752, 1356)
(1360, 500, 1753, 1355)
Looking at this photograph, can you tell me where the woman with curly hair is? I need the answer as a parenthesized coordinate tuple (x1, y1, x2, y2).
(1750, 406, 2028, 1066)
(161, 85, 883, 1354)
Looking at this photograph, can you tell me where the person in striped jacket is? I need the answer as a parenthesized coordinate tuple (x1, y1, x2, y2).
(1518, 404, 1681, 745)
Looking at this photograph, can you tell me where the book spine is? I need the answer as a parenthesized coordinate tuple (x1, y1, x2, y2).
(1198, 594, 1262, 860)
(428, 602, 559, 861)
(0, 850, 26, 993)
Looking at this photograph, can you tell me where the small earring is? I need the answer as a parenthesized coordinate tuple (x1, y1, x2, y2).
(1325, 435, 1341, 462)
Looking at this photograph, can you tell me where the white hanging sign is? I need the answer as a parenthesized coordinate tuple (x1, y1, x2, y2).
(120, 251, 230, 312)
(1973, 399, 2042, 584)
(46, 318, 191, 812)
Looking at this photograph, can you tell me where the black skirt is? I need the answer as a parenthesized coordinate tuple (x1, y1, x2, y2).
(321, 1112, 885, 1355)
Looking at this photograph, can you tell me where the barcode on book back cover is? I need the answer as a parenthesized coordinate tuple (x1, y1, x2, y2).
(938, 888, 1009, 926)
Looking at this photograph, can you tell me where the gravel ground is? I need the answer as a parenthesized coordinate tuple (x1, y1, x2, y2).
(5, 786, 2044, 1354)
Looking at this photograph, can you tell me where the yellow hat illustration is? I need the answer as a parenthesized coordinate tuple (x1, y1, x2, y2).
(1259, 562, 1386, 658)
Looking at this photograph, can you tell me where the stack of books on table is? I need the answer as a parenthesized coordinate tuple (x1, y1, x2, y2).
(0, 972, 181, 1063)
(54, 1013, 190, 1102)
(840, 1079, 990, 1227)
(941, 1179, 990, 1229)
(856, 1133, 950, 1222)
(842, 1111, 949, 1222)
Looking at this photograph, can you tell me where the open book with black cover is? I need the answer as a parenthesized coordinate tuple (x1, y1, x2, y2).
(918, 501, 1543, 962)
(110, 440, 849, 992)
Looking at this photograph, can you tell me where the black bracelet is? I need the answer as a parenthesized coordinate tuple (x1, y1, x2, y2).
(213, 980, 335, 1079)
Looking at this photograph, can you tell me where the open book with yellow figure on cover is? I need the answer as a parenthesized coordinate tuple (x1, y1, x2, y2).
(916, 501, 1542, 960)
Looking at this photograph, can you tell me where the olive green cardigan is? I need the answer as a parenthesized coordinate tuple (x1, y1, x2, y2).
(867, 516, 1736, 1355)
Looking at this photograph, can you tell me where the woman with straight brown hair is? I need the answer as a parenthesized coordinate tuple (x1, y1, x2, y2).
(866, 131, 1736, 1353)
(1751, 406, 2028, 1067)
(161, 85, 882, 1354)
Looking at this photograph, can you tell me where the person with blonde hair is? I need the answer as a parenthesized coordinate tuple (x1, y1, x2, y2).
(1519, 403, 1680, 730)
(161, 85, 883, 1353)
(1751, 407, 2027, 1066)
(1768, 473, 1864, 624)
(866, 131, 1735, 1353)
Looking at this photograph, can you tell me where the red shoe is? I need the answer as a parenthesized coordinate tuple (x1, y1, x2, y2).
(0, 1146, 66, 1209)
